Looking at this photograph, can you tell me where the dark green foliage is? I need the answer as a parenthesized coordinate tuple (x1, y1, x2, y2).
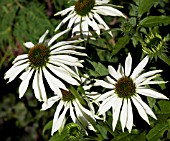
(0, 0, 56, 68)
(1, 0, 170, 141)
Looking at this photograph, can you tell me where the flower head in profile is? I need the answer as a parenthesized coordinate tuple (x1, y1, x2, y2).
(55, 0, 125, 37)
(94, 53, 168, 132)
(142, 32, 167, 59)
(64, 123, 84, 140)
(41, 88, 96, 135)
(141, 32, 170, 66)
(4, 29, 87, 102)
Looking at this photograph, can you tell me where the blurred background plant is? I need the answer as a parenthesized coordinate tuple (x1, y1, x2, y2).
(0, 0, 170, 141)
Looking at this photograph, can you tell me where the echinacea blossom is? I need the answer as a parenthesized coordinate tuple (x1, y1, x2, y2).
(41, 89, 96, 135)
(94, 53, 168, 132)
(4, 29, 87, 102)
(55, 0, 125, 37)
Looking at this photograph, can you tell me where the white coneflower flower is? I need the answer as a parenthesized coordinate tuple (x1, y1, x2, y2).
(41, 89, 96, 135)
(55, 0, 125, 37)
(4, 29, 87, 102)
(94, 53, 168, 132)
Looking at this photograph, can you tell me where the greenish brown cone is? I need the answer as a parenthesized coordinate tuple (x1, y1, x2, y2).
(75, 0, 95, 16)
(28, 44, 49, 68)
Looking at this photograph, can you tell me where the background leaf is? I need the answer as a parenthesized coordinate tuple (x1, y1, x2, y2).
(146, 120, 170, 141)
(139, 16, 170, 27)
(138, 0, 159, 17)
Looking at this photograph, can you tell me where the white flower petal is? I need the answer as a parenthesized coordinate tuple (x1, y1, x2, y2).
(50, 41, 84, 51)
(135, 70, 163, 84)
(137, 88, 168, 99)
(4, 63, 29, 83)
(81, 17, 89, 36)
(55, 13, 75, 32)
(49, 56, 83, 67)
(54, 6, 74, 16)
(32, 70, 42, 101)
(38, 30, 49, 43)
(39, 69, 47, 101)
(48, 29, 70, 46)
(47, 64, 79, 86)
(12, 54, 28, 64)
(48, 61, 80, 80)
(139, 80, 167, 86)
(69, 102, 77, 123)
(50, 55, 78, 62)
(96, 0, 109, 4)
(75, 99, 95, 126)
(43, 66, 68, 92)
(108, 65, 122, 80)
(72, 17, 81, 35)
(85, 15, 100, 35)
(125, 53, 132, 76)
(51, 49, 87, 56)
(96, 90, 114, 101)
(68, 14, 78, 28)
(94, 79, 114, 89)
(131, 56, 149, 79)
(73, 101, 89, 127)
(117, 64, 125, 76)
(24, 42, 34, 48)
(92, 11, 112, 35)
(126, 99, 133, 132)
(19, 69, 34, 99)
(98, 95, 116, 115)
(137, 73, 167, 87)
(131, 96, 150, 124)
(55, 103, 69, 132)
(120, 99, 128, 132)
(52, 101, 68, 135)
(12, 58, 28, 68)
(106, 76, 116, 85)
(94, 6, 125, 18)
(41, 96, 60, 110)
(112, 97, 123, 131)
(135, 95, 157, 119)
(52, 58, 83, 67)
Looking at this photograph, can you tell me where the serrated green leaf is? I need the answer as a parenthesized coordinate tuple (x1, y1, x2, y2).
(112, 36, 131, 55)
(139, 16, 170, 27)
(146, 120, 170, 141)
(147, 97, 156, 109)
(155, 100, 170, 114)
(88, 61, 108, 77)
(138, 0, 159, 17)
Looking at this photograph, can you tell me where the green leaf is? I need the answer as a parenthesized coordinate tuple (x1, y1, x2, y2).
(147, 97, 156, 109)
(49, 131, 68, 141)
(112, 36, 131, 55)
(88, 61, 108, 77)
(146, 120, 170, 141)
(158, 53, 170, 66)
(155, 100, 170, 114)
(139, 16, 170, 27)
(138, 0, 159, 17)
(42, 120, 53, 138)
(96, 123, 108, 140)
(111, 130, 146, 141)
